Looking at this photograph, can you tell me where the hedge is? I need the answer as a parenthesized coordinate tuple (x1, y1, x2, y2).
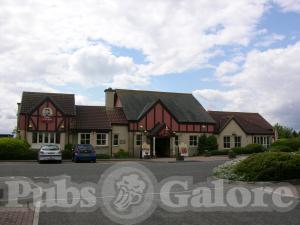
(232, 144, 265, 154)
(234, 152, 300, 181)
(114, 149, 129, 158)
(268, 145, 294, 152)
(0, 138, 37, 160)
(97, 154, 111, 159)
(204, 149, 229, 156)
(271, 137, 300, 151)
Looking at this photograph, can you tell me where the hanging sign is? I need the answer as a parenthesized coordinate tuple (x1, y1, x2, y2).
(41, 107, 53, 122)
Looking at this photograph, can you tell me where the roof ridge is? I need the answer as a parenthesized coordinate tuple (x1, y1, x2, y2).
(116, 88, 192, 95)
(208, 110, 260, 114)
(22, 91, 74, 96)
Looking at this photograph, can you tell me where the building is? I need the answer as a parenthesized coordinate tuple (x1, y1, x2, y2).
(209, 111, 274, 149)
(17, 89, 275, 157)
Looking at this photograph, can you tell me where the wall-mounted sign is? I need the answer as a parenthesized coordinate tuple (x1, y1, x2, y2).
(142, 143, 150, 158)
(42, 107, 53, 122)
(179, 142, 189, 157)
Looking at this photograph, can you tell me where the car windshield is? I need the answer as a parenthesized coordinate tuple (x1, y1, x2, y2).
(41, 145, 59, 151)
(77, 145, 93, 152)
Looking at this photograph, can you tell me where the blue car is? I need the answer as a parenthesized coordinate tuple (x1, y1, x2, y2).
(72, 144, 96, 163)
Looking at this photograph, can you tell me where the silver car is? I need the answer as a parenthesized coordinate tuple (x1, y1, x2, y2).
(38, 145, 62, 163)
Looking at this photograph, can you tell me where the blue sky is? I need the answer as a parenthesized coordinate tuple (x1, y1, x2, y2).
(0, 0, 300, 133)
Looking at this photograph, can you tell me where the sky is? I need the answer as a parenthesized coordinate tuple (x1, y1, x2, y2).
(0, 0, 300, 133)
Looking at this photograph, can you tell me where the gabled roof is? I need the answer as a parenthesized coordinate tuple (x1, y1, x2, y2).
(115, 89, 215, 123)
(106, 107, 128, 125)
(20, 92, 75, 116)
(208, 111, 274, 135)
(73, 106, 111, 131)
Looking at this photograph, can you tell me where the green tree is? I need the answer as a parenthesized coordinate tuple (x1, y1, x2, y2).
(198, 134, 208, 155)
(274, 123, 295, 139)
(198, 135, 218, 154)
(206, 135, 218, 151)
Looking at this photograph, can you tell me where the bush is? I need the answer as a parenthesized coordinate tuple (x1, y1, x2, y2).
(228, 150, 236, 159)
(232, 144, 265, 155)
(0, 138, 37, 160)
(97, 154, 111, 159)
(61, 144, 73, 159)
(114, 149, 129, 158)
(234, 152, 300, 181)
(271, 137, 300, 151)
(198, 135, 218, 155)
(268, 146, 294, 152)
(204, 149, 229, 156)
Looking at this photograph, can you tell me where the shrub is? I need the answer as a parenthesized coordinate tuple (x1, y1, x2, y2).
(97, 154, 111, 159)
(198, 135, 208, 155)
(0, 138, 37, 160)
(198, 135, 218, 155)
(228, 150, 236, 159)
(204, 149, 229, 156)
(114, 149, 129, 158)
(64, 144, 73, 151)
(231, 147, 244, 154)
(232, 144, 264, 155)
(271, 137, 300, 151)
(268, 146, 294, 152)
(234, 152, 300, 181)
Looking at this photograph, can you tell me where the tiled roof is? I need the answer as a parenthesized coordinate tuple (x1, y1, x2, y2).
(73, 106, 128, 131)
(115, 89, 215, 123)
(106, 107, 128, 125)
(20, 92, 75, 116)
(73, 106, 111, 131)
(208, 111, 274, 135)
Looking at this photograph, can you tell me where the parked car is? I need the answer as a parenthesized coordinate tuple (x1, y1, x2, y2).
(38, 145, 62, 163)
(72, 144, 96, 163)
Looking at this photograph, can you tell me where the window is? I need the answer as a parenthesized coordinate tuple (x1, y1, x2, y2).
(113, 134, 119, 146)
(175, 135, 179, 146)
(50, 133, 55, 143)
(234, 136, 241, 147)
(223, 136, 231, 149)
(96, 133, 107, 146)
(44, 133, 49, 143)
(253, 136, 271, 148)
(38, 133, 43, 143)
(136, 134, 142, 146)
(32, 132, 37, 143)
(55, 133, 60, 144)
(189, 135, 198, 146)
(32, 132, 60, 144)
(80, 133, 90, 144)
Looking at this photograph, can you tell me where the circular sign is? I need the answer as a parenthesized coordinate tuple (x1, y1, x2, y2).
(42, 107, 53, 117)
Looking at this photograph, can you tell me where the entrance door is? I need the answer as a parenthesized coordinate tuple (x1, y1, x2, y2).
(155, 138, 170, 157)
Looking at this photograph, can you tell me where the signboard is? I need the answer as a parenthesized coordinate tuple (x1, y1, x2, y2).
(142, 143, 150, 158)
(41, 107, 53, 122)
(179, 142, 189, 157)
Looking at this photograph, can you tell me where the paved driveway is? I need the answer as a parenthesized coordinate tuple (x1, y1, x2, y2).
(0, 161, 299, 225)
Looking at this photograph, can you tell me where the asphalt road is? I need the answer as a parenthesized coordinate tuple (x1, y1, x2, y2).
(0, 161, 299, 225)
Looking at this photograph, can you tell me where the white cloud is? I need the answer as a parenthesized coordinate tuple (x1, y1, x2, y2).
(194, 42, 300, 129)
(273, 0, 300, 12)
(0, 0, 296, 132)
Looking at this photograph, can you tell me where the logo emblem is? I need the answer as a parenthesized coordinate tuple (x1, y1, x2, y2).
(100, 162, 157, 225)
(42, 107, 53, 117)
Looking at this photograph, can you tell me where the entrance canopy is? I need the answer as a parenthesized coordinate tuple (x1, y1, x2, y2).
(148, 122, 175, 138)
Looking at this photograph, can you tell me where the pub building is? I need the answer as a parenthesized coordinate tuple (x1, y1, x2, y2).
(17, 88, 275, 157)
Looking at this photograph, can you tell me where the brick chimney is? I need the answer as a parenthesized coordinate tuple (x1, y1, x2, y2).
(104, 88, 115, 109)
